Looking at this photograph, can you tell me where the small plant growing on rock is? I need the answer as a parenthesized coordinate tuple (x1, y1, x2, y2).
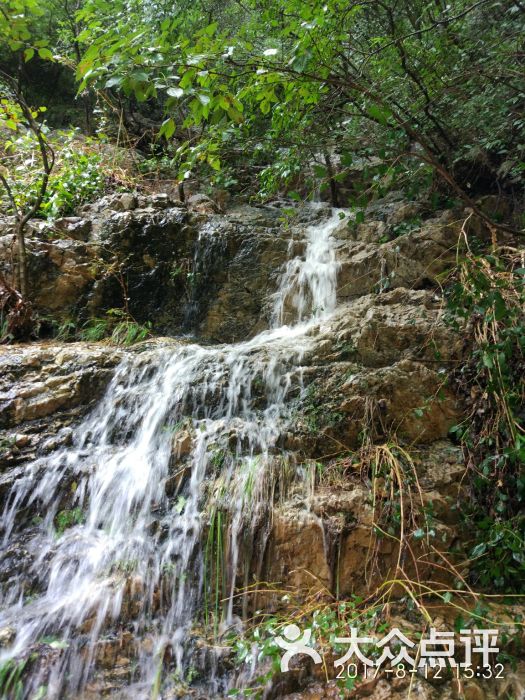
(79, 308, 151, 345)
(0, 657, 28, 699)
(54, 507, 85, 536)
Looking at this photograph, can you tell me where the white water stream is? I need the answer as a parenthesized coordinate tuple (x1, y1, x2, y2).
(0, 208, 343, 698)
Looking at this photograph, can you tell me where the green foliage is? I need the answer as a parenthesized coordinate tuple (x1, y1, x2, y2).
(73, 0, 525, 209)
(0, 0, 45, 51)
(55, 507, 85, 535)
(468, 517, 525, 591)
(40, 142, 105, 218)
(108, 316, 151, 346)
(79, 309, 151, 345)
(0, 314, 13, 344)
(2, 129, 106, 219)
(258, 150, 304, 200)
(79, 317, 109, 342)
(50, 318, 77, 341)
(0, 98, 51, 206)
(0, 657, 28, 700)
(301, 384, 344, 434)
(229, 597, 383, 698)
(390, 216, 422, 240)
(446, 248, 525, 591)
(203, 506, 226, 635)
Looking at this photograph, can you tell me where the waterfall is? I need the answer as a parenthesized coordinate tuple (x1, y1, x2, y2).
(0, 208, 343, 698)
(272, 205, 340, 326)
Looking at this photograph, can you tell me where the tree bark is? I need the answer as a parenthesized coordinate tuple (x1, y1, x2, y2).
(15, 221, 28, 298)
(324, 153, 340, 207)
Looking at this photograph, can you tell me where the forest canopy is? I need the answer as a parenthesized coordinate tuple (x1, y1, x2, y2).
(1, 0, 524, 213)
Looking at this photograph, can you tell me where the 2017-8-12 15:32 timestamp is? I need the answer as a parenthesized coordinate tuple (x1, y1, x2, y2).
(334, 662, 506, 681)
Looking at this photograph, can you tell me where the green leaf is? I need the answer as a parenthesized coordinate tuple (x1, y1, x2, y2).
(482, 352, 494, 369)
(471, 542, 487, 558)
(207, 155, 221, 171)
(167, 87, 184, 98)
(159, 118, 176, 139)
(204, 22, 218, 36)
(37, 48, 53, 60)
(105, 76, 122, 88)
(131, 71, 149, 83)
(24, 48, 34, 62)
(180, 70, 194, 89)
(366, 103, 392, 125)
(49, 640, 69, 650)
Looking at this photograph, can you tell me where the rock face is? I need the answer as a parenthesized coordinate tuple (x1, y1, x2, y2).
(0, 198, 298, 340)
(262, 440, 465, 601)
(0, 195, 194, 332)
(2, 193, 520, 698)
(0, 193, 466, 343)
(0, 342, 123, 473)
(186, 204, 299, 341)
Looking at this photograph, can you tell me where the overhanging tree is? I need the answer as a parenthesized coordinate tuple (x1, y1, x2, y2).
(0, 75, 55, 298)
(76, 0, 524, 232)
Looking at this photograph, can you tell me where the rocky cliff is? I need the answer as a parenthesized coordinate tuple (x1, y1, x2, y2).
(0, 194, 523, 700)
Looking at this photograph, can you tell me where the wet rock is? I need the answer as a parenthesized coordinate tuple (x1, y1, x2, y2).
(336, 209, 463, 299)
(357, 359, 458, 442)
(0, 626, 15, 647)
(262, 435, 467, 600)
(386, 201, 421, 226)
(93, 631, 134, 669)
(0, 342, 122, 430)
(113, 193, 137, 211)
(263, 509, 331, 594)
(356, 220, 388, 243)
(315, 289, 461, 368)
(0, 235, 98, 318)
(414, 441, 465, 497)
(0, 191, 467, 343)
(149, 192, 175, 209)
(172, 429, 192, 457)
(53, 217, 93, 241)
(295, 354, 459, 455)
(188, 207, 292, 341)
(188, 193, 220, 214)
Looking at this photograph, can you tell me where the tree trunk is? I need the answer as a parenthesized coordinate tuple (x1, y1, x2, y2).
(324, 153, 339, 207)
(15, 221, 28, 298)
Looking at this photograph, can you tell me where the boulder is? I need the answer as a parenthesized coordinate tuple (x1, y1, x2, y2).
(53, 216, 93, 241)
(187, 193, 220, 214)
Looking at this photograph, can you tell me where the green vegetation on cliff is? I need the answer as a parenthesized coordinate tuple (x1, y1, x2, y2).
(0, 1, 524, 698)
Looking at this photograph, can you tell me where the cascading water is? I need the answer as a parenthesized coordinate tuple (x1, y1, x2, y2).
(272, 204, 339, 326)
(0, 208, 344, 698)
